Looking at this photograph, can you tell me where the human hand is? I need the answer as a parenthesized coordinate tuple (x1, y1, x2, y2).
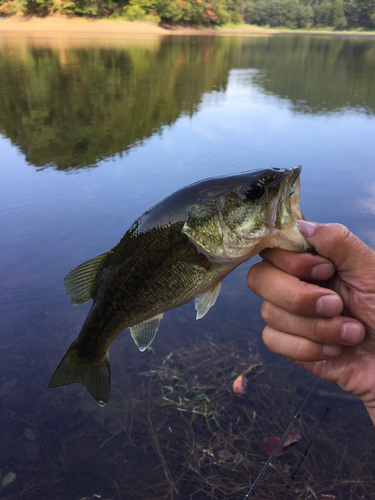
(247, 221, 375, 424)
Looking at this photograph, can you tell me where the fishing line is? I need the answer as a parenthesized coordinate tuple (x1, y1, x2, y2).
(242, 377, 319, 500)
(281, 405, 330, 498)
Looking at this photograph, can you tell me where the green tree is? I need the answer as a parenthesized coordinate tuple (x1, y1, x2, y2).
(250, 0, 268, 24)
(244, 0, 255, 22)
(155, 0, 183, 19)
(314, 0, 334, 26)
(284, 0, 300, 27)
(211, 0, 231, 23)
(351, 0, 375, 28)
(298, 3, 314, 26)
(267, 0, 288, 26)
(182, 0, 206, 23)
(333, 0, 347, 27)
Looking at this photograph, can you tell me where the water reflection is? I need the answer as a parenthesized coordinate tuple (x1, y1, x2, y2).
(0, 36, 238, 170)
(0, 35, 374, 170)
(235, 35, 375, 115)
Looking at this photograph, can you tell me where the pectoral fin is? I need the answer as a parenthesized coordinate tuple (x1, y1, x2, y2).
(65, 252, 109, 305)
(195, 280, 223, 320)
(130, 313, 164, 352)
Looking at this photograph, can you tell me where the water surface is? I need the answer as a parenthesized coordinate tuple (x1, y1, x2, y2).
(1, 33, 375, 499)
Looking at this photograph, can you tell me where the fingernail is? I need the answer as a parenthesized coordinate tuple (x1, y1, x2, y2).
(340, 322, 366, 344)
(311, 263, 335, 280)
(298, 220, 316, 238)
(315, 295, 343, 317)
(323, 344, 342, 357)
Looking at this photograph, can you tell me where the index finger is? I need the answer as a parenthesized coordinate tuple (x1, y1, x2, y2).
(259, 248, 336, 282)
(247, 260, 343, 318)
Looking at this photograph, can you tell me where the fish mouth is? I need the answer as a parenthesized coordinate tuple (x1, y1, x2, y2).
(273, 166, 300, 227)
(288, 165, 302, 188)
(285, 165, 304, 221)
(274, 166, 314, 252)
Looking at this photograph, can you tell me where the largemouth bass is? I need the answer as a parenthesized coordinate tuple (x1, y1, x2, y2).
(49, 166, 312, 406)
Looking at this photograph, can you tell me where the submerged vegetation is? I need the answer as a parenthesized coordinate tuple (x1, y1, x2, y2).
(1, 337, 374, 499)
(136, 342, 375, 499)
(0, 0, 374, 29)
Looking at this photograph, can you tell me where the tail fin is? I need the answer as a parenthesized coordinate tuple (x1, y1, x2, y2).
(48, 341, 110, 407)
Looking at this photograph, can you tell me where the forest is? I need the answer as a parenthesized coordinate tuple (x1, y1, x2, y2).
(0, 0, 374, 29)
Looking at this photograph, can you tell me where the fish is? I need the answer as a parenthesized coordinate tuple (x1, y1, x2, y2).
(49, 166, 312, 406)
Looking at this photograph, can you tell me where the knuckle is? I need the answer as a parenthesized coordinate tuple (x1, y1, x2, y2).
(333, 223, 351, 243)
(294, 337, 312, 361)
(293, 337, 306, 359)
(284, 251, 327, 276)
(260, 301, 273, 323)
(323, 222, 351, 246)
(284, 252, 304, 275)
(261, 326, 273, 349)
(313, 318, 329, 342)
(288, 283, 309, 314)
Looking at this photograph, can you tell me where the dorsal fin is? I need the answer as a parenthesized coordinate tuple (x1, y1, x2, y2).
(65, 252, 109, 305)
(195, 280, 222, 319)
(129, 313, 164, 352)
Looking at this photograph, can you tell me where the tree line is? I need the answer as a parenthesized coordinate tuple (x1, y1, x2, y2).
(245, 0, 375, 29)
(0, 0, 374, 30)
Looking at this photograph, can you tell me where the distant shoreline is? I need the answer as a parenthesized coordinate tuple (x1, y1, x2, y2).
(0, 16, 276, 37)
(0, 16, 374, 38)
(274, 28, 375, 37)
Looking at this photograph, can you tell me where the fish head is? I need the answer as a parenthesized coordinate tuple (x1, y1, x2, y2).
(182, 166, 313, 264)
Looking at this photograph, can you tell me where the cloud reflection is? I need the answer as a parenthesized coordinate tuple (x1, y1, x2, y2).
(361, 183, 375, 216)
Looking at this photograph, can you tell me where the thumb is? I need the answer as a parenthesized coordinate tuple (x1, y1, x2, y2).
(298, 221, 375, 276)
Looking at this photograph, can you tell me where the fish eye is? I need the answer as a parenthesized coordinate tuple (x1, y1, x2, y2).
(243, 181, 266, 201)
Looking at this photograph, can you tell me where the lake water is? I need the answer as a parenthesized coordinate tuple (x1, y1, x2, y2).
(1, 32, 375, 499)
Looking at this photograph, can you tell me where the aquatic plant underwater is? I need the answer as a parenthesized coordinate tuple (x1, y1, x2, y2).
(136, 340, 374, 499)
(1, 334, 375, 499)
